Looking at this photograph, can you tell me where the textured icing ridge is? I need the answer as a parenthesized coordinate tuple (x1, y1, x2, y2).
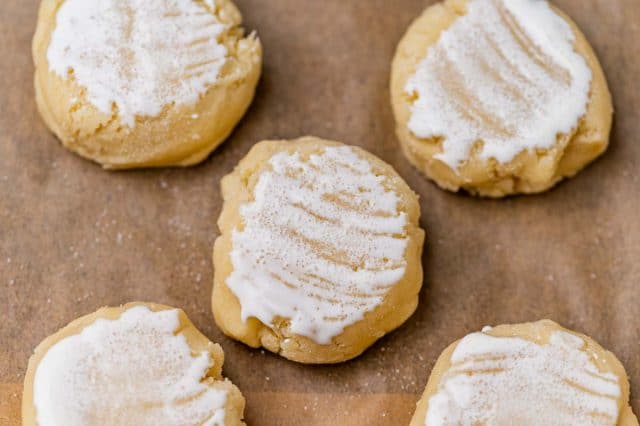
(227, 146, 409, 344)
(425, 330, 621, 425)
(405, 0, 592, 169)
(47, 0, 228, 126)
(33, 306, 227, 426)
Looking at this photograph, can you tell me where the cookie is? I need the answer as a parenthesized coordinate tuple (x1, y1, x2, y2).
(410, 320, 638, 425)
(212, 136, 425, 363)
(32, 0, 261, 169)
(23, 303, 246, 426)
(391, 0, 613, 197)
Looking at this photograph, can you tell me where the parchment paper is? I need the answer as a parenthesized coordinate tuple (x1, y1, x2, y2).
(1, 1, 638, 425)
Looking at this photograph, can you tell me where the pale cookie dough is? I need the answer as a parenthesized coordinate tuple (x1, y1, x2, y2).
(410, 320, 638, 426)
(23, 302, 246, 426)
(212, 136, 425, 363)
(32, 0, 261, 169)
(391, 0, 613, 197)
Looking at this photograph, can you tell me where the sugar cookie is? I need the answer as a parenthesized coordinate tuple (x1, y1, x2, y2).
(23, 303, 246, 426)
(391, 0, 613, 197)
(410, 320, 638, 426)
(32, 0, 261, 169)
(212, 136, 425, 363)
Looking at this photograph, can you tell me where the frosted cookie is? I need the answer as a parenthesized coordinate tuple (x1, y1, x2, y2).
(391, 0, 613, 197)
(212, 136, 425, 363)
(23, 303, 246, 426)
(32, 0, 261, 169)
(410, 320, 638, 426)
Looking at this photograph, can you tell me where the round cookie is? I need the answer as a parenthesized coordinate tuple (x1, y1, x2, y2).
(410, 320, 638, 426)
(32, 0, 262, 169)
(391, 0, 613, 197)
(23, 302, 246, 426)
(212, 136, 425, 363)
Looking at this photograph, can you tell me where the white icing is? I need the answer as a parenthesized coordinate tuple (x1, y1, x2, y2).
(405, 0, 592, 169)
(47, 0, 228, 127)
(33, 306, 227, 426)
(425, 330, 621, 425)
(226, 146, 409, 344)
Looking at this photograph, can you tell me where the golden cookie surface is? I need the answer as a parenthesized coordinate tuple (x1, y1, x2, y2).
(33, 0, 261, 169)
(23, 302, 246, 426)
(212, 136, 425, 363)
(410, 320, 638, 425)
(391, 0, 612, 197)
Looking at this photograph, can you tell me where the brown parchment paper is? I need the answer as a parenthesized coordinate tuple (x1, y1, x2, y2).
(1, 0, 639, 425)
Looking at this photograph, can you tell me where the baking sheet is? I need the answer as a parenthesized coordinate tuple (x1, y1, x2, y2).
(1, 0, 639, 424)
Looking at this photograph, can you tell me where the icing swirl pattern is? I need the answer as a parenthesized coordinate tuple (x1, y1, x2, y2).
(33, 306, 228, 426)
(406, 0, 592, 169)
(227, 146, 410, 344)
(47, 0, 228, 126)
(426, 330, 621, 425)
